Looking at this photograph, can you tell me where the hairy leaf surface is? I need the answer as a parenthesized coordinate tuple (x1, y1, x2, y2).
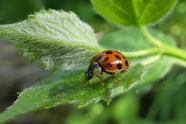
(0, 9, 102, 70)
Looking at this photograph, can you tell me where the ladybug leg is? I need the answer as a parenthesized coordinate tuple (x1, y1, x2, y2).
(113, 69, 127, 83)
(121, 69, 127, 73)
(113, 73, 122, 82)
(96, 72, 104, 85)
(84, 80, 90, 86)
(106, 72, 121, 83)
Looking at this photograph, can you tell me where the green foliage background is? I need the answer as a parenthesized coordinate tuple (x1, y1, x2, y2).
(0, 0, 186, 124)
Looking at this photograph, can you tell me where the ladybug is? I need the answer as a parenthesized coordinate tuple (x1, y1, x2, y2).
(85, 50, 129, 85)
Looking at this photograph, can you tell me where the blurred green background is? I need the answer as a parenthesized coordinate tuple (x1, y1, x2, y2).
(0, 0, 186, 124)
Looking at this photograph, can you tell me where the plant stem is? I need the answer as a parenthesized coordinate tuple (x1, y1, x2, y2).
(170, 57, 186, 68)
(123, 48, 159, 58)
(140, 26, 186, 64)
(140, 26, 162, 47)
(161, 44, 186, 61)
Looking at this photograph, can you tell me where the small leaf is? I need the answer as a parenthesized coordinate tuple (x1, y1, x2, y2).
(0, 64, 145, 123)
(92, 0, 177, 26)
(0, 9, 103, 70)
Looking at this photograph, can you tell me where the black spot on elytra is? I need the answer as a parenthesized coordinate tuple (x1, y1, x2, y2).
(106, 51, 113, 54)
(115, 55, 121, 60)
(117, 63, 122, 70)
(107, 62, 113, 67)
(125, 60, 129, 66)
(102, 57, 108, 62)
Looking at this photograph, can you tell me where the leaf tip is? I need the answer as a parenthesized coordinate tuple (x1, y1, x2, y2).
(48, 8, 54, 13)
(40, 8, 47, 14)
(27, 15, 35, 20)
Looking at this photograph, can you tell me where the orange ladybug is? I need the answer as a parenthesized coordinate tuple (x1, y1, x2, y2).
(85, 50, 129, 85)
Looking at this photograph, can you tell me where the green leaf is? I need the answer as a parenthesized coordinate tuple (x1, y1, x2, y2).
(0, 63, 145, 123)
(0, 9, 103, 70)
(92, 0, 177, 26)
(98, 27, 176, 86)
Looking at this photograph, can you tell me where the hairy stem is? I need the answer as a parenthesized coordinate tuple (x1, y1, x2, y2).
(123, 48, 159, 58)
(140, 26, 186, 66)
(161, 44, 186, 61)
(140, 27, 162, 47)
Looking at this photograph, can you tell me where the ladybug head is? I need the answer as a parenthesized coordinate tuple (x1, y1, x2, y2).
(85, 62, 102, 81)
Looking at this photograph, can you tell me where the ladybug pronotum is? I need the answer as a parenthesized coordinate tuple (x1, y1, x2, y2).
(85, 50, 129, 85)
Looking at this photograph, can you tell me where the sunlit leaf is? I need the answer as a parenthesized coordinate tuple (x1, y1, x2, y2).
(92, 0, 177, 26)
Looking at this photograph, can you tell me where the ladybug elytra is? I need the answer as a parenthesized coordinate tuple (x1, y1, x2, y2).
(85, 50, 129, 85)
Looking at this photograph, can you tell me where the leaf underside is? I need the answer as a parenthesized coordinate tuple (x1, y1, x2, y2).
(0, 9, 102, 70)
